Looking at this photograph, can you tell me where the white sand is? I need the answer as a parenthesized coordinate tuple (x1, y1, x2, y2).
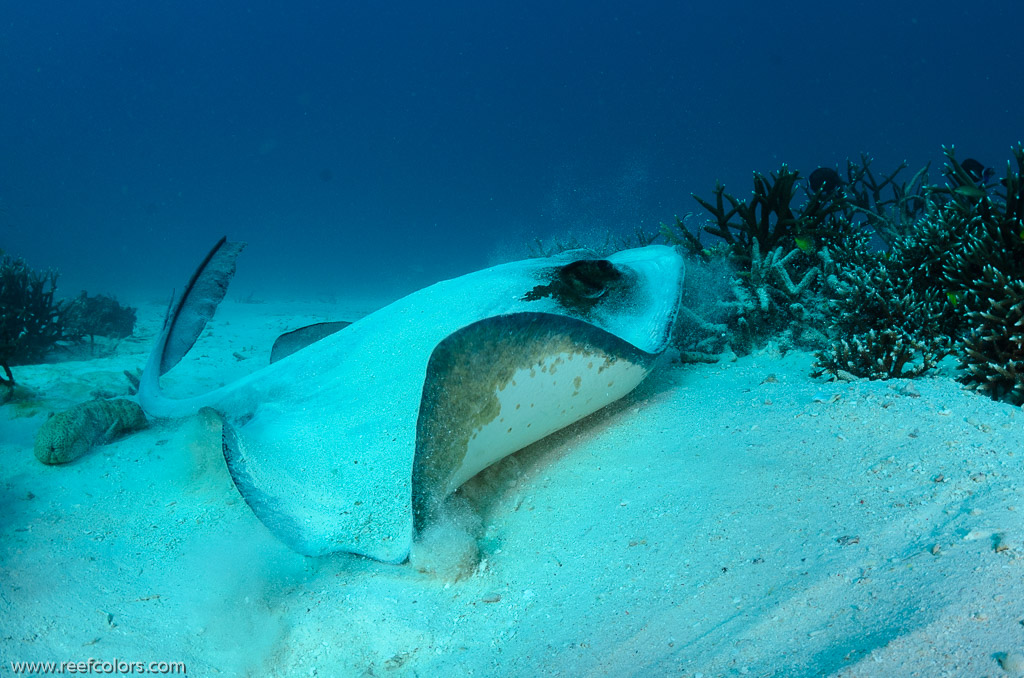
(2, 300, 1023, 677)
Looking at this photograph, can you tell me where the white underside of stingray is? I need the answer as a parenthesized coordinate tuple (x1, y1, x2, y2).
(446, 351, 648, 493)
(139, 241, 684, 563)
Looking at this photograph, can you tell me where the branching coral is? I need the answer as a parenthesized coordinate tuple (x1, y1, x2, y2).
(748, 239, 819, 309)
(813, 329, 942, 380)
(689, 165, 845, 266)
(940, 150, 1024, 299)
(0, 252, 65, 394)
(812, 254, 948, 380)
(663, 172, 843, 357)
(581, 143, 1024, 401)
(63, 292, 137, 344)
(0, 252, 140, 400)
(810, 143, 1024, 394)
(676, 238, 829, 357)
(959, 266, 1024, 404)
(935, 145, 1024, 400)
(669, 252, 735, 360)
(843, 154, 937, 246)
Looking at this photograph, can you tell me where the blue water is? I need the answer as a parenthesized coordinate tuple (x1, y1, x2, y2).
(1, 1, 1021, 300)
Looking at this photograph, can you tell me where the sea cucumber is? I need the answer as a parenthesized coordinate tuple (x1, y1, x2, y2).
(34, 399, 148, 465)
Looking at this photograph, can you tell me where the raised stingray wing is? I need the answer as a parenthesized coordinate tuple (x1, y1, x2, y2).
(159, 237, 247, 376)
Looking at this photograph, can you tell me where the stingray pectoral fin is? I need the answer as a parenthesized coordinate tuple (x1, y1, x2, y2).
(158, 237, 247, 376)
(412, 312, 659, 527)
(221, 419, 316, 554)
(269, 321, 352, 364)
(220, 411, 415, 563)
(139, 237, 248, 419)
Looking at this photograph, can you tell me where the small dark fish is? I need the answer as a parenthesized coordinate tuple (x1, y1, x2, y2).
(809, 167, 844, 194)
(960, 158, 986, 182)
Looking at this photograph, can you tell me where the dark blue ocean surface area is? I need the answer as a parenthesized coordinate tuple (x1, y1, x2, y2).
(1, 0, 1021, 300)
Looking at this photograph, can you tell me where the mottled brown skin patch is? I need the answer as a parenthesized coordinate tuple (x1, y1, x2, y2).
(411, 312, 655, 530)
(521, 259, 629, 315)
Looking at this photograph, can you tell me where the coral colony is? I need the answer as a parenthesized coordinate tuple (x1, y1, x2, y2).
(664, 143, 1024, 404)
(0, 252, 64, 398)
(0, 251, 136, 400)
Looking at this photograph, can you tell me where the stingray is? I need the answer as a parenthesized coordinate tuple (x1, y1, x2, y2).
(139, 239, 684, 562)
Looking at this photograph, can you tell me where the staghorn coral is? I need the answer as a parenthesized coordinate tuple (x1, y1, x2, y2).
(937, 145, 1024, 400)
(1, 251, 141, 400)
(664, 236, 830, 359)
(688, 165, 846, 267)
(666, 160, 903, 359)
(747, 238, 819, 310)
(0, 252, 65, 395)
(813, 253, 948, 380)
(690, 243, 829, 357)
(664, 171, 842, 358)
(811, 143, 1024, 392)
(959, 266, 1024, 404)
(813, 328, 941, 380)
(63, 291, 137, 344)
(546, 144, 1024, 399)
(669, 249, 735, 360)
(843, 154, 938, 246)
(940, 147, 1024, 299)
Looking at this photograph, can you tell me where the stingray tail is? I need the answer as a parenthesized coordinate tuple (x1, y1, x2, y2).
(138, 237, 247, 417)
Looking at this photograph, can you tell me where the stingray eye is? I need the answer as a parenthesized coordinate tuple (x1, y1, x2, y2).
(559, 259, 621, 300)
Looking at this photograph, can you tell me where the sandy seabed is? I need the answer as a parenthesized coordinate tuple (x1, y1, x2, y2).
(2, 300, 1023, 678)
